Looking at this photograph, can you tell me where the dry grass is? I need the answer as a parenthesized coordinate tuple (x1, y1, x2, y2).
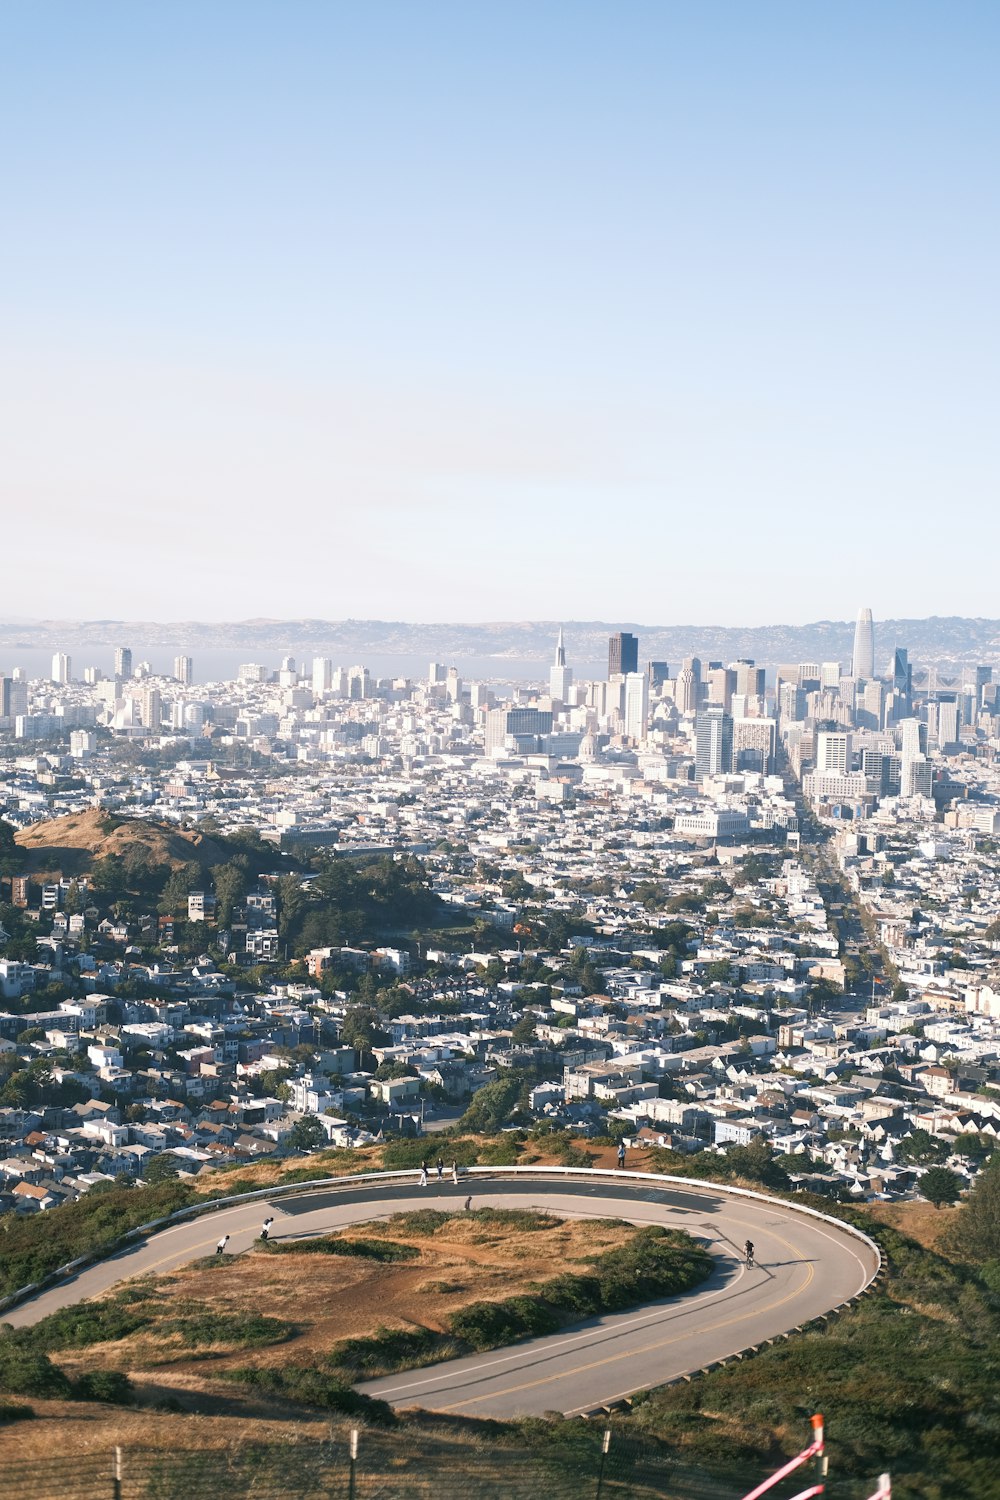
(858, 1198, 961, 1256)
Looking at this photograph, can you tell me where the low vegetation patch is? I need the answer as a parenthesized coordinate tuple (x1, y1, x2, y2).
(17, 1299, 151, 1353)
(328, 1325, 463, 1380)
(160, 1312, 294, 1349)
(264, 1234, 419, 1262)
(223, 1364, 395, 1423)
(0, 1334, 133, 1406)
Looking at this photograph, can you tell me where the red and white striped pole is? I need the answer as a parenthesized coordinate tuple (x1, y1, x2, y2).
(739, 1415, 825, 1500)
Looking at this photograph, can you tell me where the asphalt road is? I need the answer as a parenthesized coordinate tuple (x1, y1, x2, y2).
(4, 1173, 878, 1419)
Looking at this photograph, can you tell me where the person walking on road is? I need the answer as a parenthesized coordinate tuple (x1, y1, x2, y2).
(419, 1161, 428, 1188)
(216, 1234, 230, 1255)
(260, 1217, 274, 1242)
(436, 1157, 444, 1181)
(463, 1195, 472, 1211)
(617, 1141, 627, 1169)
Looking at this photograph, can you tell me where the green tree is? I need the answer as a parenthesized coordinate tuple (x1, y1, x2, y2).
(158, 862, 201, 917)
(0, 818, 25, 876)
(951, 1132, 994, 1163)
(287, 1115, 326, 1150)
(951, 1154, 1000, 1258)
(211, 856, 251, 926)
(143, 1153, 185, 1183)
(340, 1007, 388, 1056)
(920, 1166, 963, 1209)
(898, 1129, 950, 1166)
(510, 1015, 537, 1046)
(458, 1074, 525, 1134)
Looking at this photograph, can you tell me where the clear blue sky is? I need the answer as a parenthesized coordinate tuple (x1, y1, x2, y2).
(2, 2, 998, 624)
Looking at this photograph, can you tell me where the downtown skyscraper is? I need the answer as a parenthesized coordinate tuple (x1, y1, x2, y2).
(852, 607, 875, 680)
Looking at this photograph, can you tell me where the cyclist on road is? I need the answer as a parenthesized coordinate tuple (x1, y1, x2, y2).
(744, 1240, 755, 1267)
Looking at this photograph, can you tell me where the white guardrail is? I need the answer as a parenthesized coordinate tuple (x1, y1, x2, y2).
(0, 1165, 883, 1321)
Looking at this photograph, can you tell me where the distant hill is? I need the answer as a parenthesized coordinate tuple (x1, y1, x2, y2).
(14, 809, 231, 881)
(2, 615, 1000, 672)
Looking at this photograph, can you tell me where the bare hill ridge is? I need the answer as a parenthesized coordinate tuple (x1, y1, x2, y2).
(14, 809, 230, 880)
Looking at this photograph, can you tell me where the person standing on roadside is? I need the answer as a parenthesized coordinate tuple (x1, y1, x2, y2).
(216, 1234, 230, 1255)
(617, 1141, 627, 1169)
(436, 1157, 444, 1181)
(419, 1161, 428, 1188)
(451, 1161, 459, 1184)
(260, 1217, 274, 1242)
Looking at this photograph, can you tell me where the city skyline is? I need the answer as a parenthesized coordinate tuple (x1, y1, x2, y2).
(2, 4, 999, 623)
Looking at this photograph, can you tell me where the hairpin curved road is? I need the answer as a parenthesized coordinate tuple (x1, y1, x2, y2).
(3, 1169, 879, 1419)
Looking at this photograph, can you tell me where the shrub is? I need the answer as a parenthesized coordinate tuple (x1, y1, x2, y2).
(162, 1313, 293, 1348)
(72, 1370, 134, 1404)
(224, 1364, 395, 1423)
(373, 1209, 452, 1236)
(450, 1295, 561, 1349)
(0, 1399, 34, 1423)
(0, 1341, 72, 1400)
(464, 1208, 554, 1233)
(22, 1300, 150, 1352)
(328, 1325, 455, 1379)
(265, 1235, 418, 1262)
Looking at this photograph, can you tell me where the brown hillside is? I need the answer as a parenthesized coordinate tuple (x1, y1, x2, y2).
(14, 809, 231, 880)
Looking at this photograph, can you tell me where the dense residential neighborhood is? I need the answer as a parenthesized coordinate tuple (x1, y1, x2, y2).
(2, 630, 999, 1220)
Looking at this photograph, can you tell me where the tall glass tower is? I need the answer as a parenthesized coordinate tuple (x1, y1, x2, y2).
(852, 607, 875, 681)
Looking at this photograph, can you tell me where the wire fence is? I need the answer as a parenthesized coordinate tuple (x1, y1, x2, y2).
(0, 1431, 747, 1500)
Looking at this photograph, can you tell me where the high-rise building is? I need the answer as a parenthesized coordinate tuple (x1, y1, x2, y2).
(0, 676, 26, 723)
(695, 706, 732, 780)
(733, 660, 765, 698)
(779, 681, 806, 722)
(428, 663, 447, 685)
(852, 608, 875, 681)
(51, 652, 71, 684)
(733, 717, 776, 774)
(485, 706, 553, 757)
(647, 661, 669, 687)
(816, 731, 851, 774)
(549, 627, 573, 702)
(706, 666, 736, 710)
(311, 658, 333, 697)
(888, 647, 913, 717)
(174, 656, 193, 685)
(140, 686, 162, 730)
(608, 632, 638, 678)
(899, 717, 926, 761)
(675, 666, 698, 714)
(114, 646, 133, 680)
(623, 672, 649, 741)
